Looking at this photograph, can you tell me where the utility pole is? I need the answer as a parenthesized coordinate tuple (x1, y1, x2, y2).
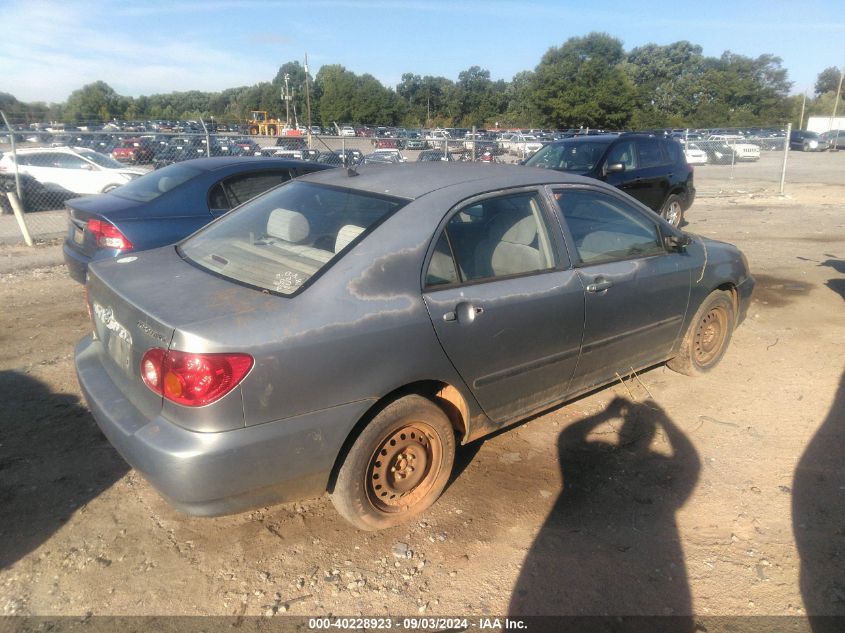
(304, 53, 313, 148)
(283, 73, 291, 128)
(830, 67, 844, 129)
(798, 93, 807, 130)
(830, 66, 845, 152)
(827, 67, 845, 153)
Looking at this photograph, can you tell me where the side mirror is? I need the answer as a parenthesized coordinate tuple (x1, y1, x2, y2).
(604, 162, 625, 175)
(664, 234, 691, 252)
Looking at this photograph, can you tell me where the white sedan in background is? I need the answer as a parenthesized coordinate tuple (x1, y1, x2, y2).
(0, 147, 145, 195)
(683, 142, 708, 165)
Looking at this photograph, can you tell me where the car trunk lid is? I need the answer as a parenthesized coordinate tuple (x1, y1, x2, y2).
(85, 245, 279, 422)
(65, 195, 142, 258)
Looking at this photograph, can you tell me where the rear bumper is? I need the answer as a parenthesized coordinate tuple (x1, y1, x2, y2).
(75, 335, 375, 516)
(62, 241, 89, 284)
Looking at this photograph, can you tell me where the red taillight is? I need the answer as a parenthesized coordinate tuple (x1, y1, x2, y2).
(140, 348, 253, 407)
(87, 218, 133, 250)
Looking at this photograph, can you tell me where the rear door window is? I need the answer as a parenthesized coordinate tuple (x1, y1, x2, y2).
(636, 138, 666, 168)
(225, 171, 293, 206)
(209, 170, 294, 212)
(425, 191, 557, 286)
(663, 139, 682, 163)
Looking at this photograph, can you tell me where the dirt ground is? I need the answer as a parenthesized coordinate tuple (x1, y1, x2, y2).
(1, 170, 844, 622)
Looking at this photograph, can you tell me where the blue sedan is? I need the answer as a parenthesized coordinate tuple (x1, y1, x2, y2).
(62, 157, 333, 283)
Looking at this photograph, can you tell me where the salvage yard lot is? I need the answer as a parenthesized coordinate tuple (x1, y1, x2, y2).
(1, 156, 844, 618)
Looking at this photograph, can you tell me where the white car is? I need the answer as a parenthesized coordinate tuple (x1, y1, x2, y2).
(507, 134, 544, 157)
(0, 147, 145, 195)
(707, 135, 761, 161)
(370, 149, 406, 162)
(683, 142, 708, 165)
(339, 126, 356, 137)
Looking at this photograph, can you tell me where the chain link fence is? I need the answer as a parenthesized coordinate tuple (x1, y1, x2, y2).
(0, 114, 809, 246)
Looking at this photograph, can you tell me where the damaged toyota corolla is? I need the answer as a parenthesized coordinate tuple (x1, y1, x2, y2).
(75, 163, 754, 530)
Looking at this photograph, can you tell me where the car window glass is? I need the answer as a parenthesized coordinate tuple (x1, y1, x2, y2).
(111, 163, 203, 203)
(208, 182, 230, 210)
(181, 181, 405, 296)
(28, 153, 58, 167)
(525, 140, 612, 171)
(222, 171, 292, 207)
(441, 191, 556, 283)
(424, 232, 459, 287)
(555, 189, 663, 265)
(606, 140, 638, 170)
(663, 139, 681, 163)
(54, 153, 90, 169)
(637, 138, 665, 168)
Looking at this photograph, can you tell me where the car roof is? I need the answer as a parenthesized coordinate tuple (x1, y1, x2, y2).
(296, 162, 599, 200)
(162, 156, 331, 173)
(549, 134, 620, 143)
(11, 146, 91, 154)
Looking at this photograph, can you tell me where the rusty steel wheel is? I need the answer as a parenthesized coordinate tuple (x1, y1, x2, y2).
(668, 289, 735, 376)
(330, 395, 456, 530)
(693, 305, 729, 366)
(365, 422, 443, 514)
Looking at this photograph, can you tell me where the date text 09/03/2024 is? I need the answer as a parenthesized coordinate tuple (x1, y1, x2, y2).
(307, 617, 527, 630)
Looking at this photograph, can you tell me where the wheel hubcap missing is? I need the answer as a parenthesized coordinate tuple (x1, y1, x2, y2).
(693, 306, 727, 366)
(366, 423, 442, 513)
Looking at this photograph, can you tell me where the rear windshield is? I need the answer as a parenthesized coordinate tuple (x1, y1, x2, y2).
(524, 139, 613, 172)
(180, 181, 406, 295)
(111, 163, 204, 202)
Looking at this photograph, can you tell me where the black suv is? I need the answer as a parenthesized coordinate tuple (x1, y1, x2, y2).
(789, 130, 829, 152)
(523, 133, 695, 226)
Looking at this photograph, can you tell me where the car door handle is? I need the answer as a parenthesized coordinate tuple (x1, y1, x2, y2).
(586, 279, 613, 293)
(444, 302, 483, 323)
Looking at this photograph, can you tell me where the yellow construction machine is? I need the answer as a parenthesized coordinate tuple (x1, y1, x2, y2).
(246, 111, 285, 136)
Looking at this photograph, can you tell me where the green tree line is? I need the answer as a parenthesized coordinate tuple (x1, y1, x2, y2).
(1, 34, 841, 130)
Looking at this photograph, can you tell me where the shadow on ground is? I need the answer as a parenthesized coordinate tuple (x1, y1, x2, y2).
(0, 370, 128, 569)
(509, 397, 699, 630)
(794, 370, 845, 631)
(819, 258, 845, 302)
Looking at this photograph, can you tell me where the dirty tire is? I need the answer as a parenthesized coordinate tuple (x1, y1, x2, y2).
(668, 289, 735, 376)
(330, 395, 456, 531)
(660, 193, 684, 228)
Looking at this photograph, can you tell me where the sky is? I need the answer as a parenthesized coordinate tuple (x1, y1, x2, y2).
(1, 0, 843, 105)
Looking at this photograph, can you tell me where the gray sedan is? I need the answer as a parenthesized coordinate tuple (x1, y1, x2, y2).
(75, 163, 754, 530)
